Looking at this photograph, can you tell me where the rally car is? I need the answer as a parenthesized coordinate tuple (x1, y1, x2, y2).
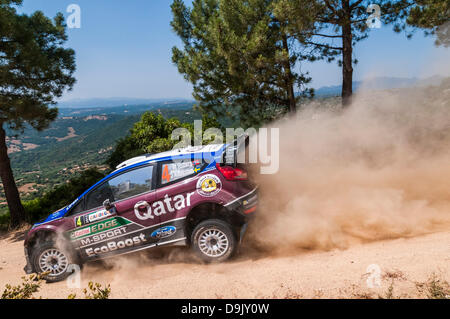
(23, 141, 257, 282)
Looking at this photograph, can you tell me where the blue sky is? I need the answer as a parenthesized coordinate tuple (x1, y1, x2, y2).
(18, 0, 450, 101)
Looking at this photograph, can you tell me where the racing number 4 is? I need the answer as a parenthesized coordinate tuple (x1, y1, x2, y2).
(162, 165, 171, 183)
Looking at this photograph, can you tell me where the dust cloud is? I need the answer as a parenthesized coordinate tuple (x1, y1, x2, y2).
(73, 80, 450, 280)
(248, 79, 450, 253)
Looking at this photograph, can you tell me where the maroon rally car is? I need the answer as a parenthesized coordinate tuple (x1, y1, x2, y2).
(24, 142, 257, 282)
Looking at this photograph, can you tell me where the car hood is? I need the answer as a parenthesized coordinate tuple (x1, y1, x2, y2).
(33, 206, 68, 228)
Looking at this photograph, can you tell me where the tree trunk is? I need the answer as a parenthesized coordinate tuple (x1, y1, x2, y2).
(0, 124, 26, 228)
(282, 34, 297, 113)
(341, 0, 353, 107)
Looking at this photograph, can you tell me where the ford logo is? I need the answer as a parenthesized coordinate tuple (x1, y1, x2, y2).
(151, 226, 176, 239)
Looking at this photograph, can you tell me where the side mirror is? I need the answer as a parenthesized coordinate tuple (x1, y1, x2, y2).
(103, 199, 114, 211)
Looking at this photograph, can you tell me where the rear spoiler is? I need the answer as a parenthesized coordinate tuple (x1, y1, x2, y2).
(223, 134, 249, 167)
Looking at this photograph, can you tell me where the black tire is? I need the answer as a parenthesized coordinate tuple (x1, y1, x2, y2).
(30, 242, 78, 283)
(191, 219, 237, 263)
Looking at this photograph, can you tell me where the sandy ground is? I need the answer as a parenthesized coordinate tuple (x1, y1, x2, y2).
(0, 229, 448, 299)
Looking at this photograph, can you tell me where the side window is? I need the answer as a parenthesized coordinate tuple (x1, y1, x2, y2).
(66, 166, 154, 215)
(85, 182, 114, 211)
(108, 165, 154, 201)
(160, 160, 202, 185)
(66, 198, 84, 217)
(70, 199, 84, 215)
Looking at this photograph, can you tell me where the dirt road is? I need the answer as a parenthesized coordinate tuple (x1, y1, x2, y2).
(0, 229, 448, 298)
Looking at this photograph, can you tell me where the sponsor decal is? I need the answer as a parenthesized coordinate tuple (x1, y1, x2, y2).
(80, 227, 127, 247)
(151, 226, 176, 239)
(162, 161, 199, 184)
(71, 227, 91, 239)
(85, 233, 147, 257)
(196, 174, 222, 197)
(74, 209, 112, 228)
(193, 160, 202, 173)
(89, 210, 111, 222)
(70, 217, 131, 240)
(134, 192, 194, 221)
(66, 199, 78, 211)
(79, 218, 187, 258)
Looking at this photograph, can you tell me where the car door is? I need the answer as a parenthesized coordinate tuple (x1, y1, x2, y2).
(108, 164, 159, 241)
(66, 164, 159, 261)
(152, 158, 204, 245)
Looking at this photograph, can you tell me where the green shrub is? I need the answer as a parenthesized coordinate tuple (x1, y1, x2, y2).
(106, 112, 223, 169)
(2, 275, 111, 299)
(67, 282, 111, 299)
(417, 274, 450, 299)
(0, 212, 10, 230)
(22, 168, 105, 223)
(1, 168, 104, 228)
(1, 274, 46, 299)
(82, 282, 111, 299)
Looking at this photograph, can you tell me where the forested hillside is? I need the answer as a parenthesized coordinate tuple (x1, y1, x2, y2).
(0, 103, 202, 215)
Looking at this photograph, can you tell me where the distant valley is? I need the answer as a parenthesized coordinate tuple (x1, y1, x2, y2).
(312, 75, 446, 97)
(1, 101, 199, 209)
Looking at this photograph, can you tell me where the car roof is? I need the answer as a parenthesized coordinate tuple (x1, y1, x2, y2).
(114, 143, 226, 171)
(84, 143, 227, 197)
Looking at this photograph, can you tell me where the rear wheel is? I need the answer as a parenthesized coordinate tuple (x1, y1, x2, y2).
(31, 242, 77, 283)
(191, 219, 236, 263)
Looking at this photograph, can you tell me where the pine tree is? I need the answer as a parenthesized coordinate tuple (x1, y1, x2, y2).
(171, 0, 312, 127)
(276, 0, 413, 107)
(0, 1, 76, 227)
(386, 0, 449, 47)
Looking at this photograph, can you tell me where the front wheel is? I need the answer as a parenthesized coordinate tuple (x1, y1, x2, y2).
(191, 219, 237, 263)
(30, 242, 77, 283)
